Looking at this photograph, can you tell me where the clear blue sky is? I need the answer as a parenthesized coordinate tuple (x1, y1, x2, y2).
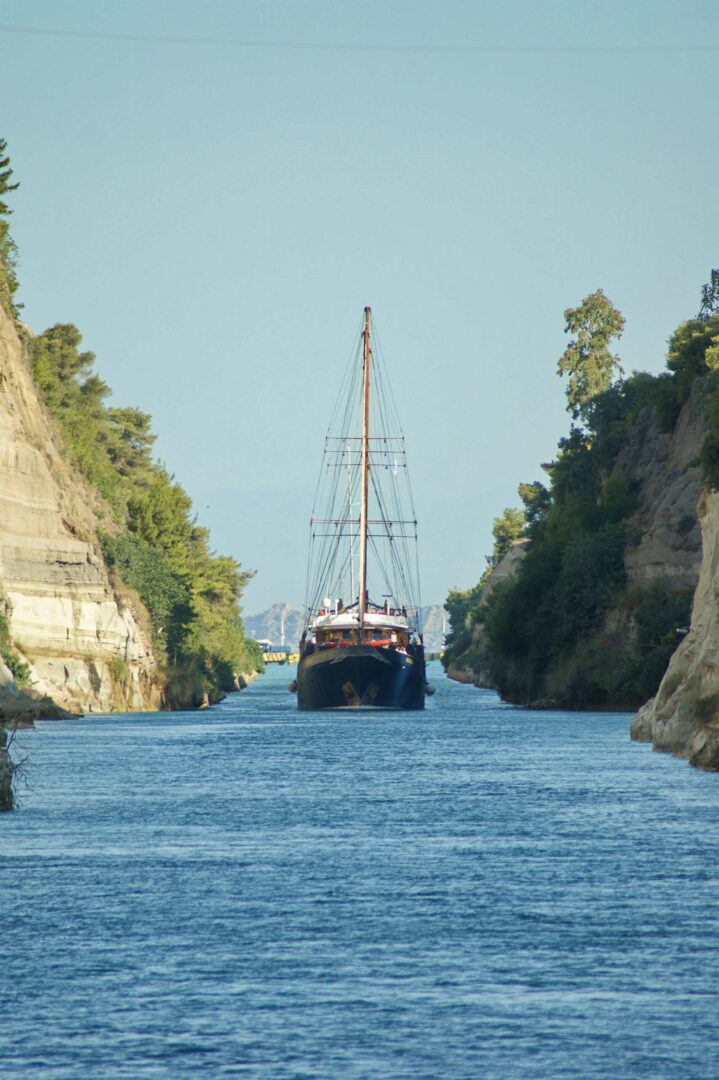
(1, 1, 718, 613)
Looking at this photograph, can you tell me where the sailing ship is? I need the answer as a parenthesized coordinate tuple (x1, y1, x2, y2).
(294, 307, 427, 710)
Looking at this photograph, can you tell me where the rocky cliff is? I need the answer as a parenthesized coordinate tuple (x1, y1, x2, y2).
(615, 379, 707, 590)
(446, 541, 528, 686)
(631, 489, 719, 769)
(447, 376, 707, 706)
(0, 307, 161, 713)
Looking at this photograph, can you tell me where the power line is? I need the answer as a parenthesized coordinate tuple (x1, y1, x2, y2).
(1, 25, 718, 54)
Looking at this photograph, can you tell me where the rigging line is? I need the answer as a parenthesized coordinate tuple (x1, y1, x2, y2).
(310, 478, 355, 607)
(367, 344, 418, 608)
(302, 522, 315, 629)
(304, 339, 364, 626)
(338, 482, 359, 602)
(1, 27, 717, 54)
(308, 495, 342, 604)
(376, 442, 407, 592)
(374, 365, 416, 603)
(307, 505, 334, 603)
(369, 466, 415, 608)
(329, 334, 361, 445)
(314, 447, 356, 599)
(372, 323, 417, 522)
(310, 534, 343, 614)
(308, 466, 341, 600)
(371, 322, 405, 439)
(312, 510, 344, 596)
(386, 445, 418, 600)
(365, 477, 397, 602)
(322, 348, 360, 491)
(329, 543, 355, 601)
(316, 319, 363, 505)
(368, 532, 396, 604)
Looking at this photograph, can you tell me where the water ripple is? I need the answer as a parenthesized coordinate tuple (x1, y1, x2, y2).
(3, 663, 719, 1078)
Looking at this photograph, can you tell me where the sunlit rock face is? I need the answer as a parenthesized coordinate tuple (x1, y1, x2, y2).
(446, 540, 529, 688)
(616, 380, 707, 591)
(632, 489, 719, 770)
(0, 308, 161, 713)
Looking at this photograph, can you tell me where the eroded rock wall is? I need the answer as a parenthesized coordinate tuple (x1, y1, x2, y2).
(0, 309, 162, 713)
(616, 380, 707, 590)
(632, 489, 719, 769)
(446, 540, 528, 686)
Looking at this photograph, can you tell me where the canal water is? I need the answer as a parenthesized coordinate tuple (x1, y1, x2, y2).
(3, 662, 719, 1078)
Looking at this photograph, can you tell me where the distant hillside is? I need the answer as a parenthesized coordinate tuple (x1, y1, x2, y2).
(247, 603, 445, 652)
(420, 606, 446, 653)
(245, 604, 305, 648)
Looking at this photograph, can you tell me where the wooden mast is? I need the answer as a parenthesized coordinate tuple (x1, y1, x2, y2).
(358, 306, 371, 638)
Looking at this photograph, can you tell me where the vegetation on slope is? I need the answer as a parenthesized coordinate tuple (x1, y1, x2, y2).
(0, 137, 20, 318)
(0, 138, 262, 707)
(445, 277, 719, 709)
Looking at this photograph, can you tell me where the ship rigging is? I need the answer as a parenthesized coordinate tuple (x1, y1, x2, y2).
(294, 307, 427, 711)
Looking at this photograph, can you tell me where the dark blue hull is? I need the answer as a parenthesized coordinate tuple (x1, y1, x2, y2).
(297, 644, 426, 711)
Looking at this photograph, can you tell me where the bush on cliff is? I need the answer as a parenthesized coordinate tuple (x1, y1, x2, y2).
(443, 582, 484, 668)
(0, 137, 20, 318)
(0, 609, 31, 688)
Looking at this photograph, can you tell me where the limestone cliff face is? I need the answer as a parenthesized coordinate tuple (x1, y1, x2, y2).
(632, 490, 719, 769)
(615, 380, 707, 590)
(0, 308, 162, 713)
(446, 541, 528, 686)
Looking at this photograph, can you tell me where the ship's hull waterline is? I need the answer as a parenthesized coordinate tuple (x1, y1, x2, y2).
(297, 645, 426, 711)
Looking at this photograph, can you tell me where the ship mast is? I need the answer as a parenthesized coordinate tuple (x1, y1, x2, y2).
(358, 306, 371, 637)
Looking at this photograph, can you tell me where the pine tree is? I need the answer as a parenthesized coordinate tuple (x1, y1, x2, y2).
(557, 289, 625, 420)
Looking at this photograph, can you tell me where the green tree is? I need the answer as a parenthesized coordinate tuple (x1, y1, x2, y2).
(28, 319, 260, 701)
(557, 289, 625, 419)
(666, 314, 719, 405)
(518, 480, 551, 535)
(699, 269, 719, 320)
(28, 324, 128, 514)
(0, 137, 20, 315)
(442, 581, 484, 668)
(491, 507, 526, 563)
(127, 472, 195, 575)
(104, 407, 155, 479)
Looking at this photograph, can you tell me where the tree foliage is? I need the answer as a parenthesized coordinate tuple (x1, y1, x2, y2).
(0, 137, 20, 316)
(27, 323, 261, 704)
(557, 289, 625, 420)
(447, 276, 719, 709)
(0, 607, 31, 688)
(99, 532, 192, 656)
(490, 507, 525, 563)
(699, 269, 719, 320)
(518, 481, 551, 537)
(663, 310, 719, 490)
(442, 581, 483, 666)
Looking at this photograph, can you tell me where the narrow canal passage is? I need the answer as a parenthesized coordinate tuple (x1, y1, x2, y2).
(3, 663, 719, 1078)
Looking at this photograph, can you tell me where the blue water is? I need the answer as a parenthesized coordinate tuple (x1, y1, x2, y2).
(3, 663, 719, 1078)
